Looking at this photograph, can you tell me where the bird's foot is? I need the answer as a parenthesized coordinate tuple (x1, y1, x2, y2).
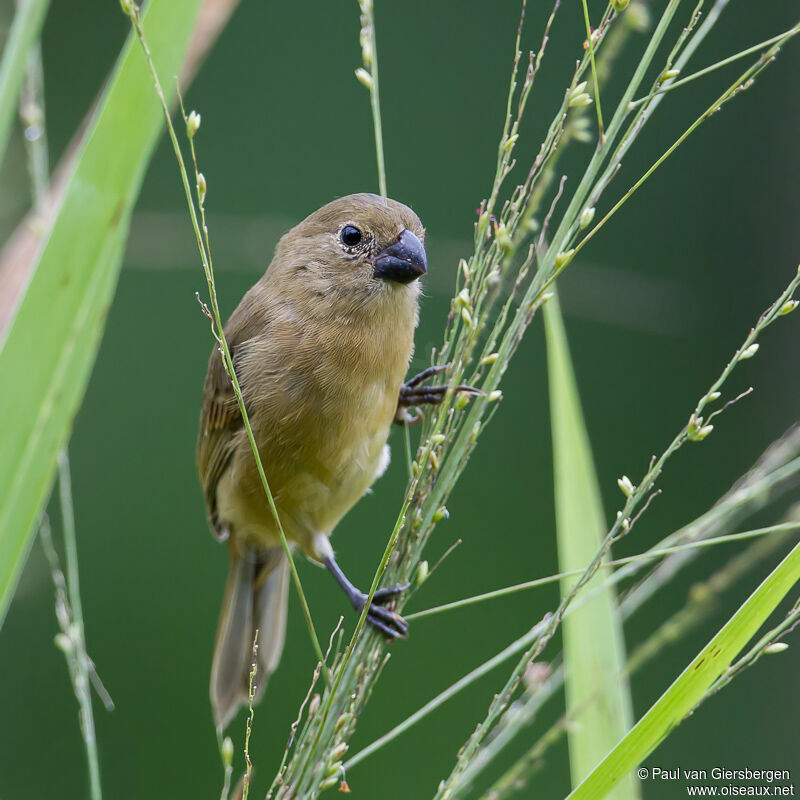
(395, 365, 482, 425)
(352, 583, 410, 640)
(324, 556, 409, 639)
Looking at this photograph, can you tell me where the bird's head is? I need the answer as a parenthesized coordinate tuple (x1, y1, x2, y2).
(270, 193, 427, 316)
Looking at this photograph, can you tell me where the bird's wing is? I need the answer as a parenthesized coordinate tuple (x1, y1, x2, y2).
(196, 293, 266, 538)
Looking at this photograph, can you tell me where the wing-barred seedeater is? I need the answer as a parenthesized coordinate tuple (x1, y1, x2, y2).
(197, 193, 476, 729)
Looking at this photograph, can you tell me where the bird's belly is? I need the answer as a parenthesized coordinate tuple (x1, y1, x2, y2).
(218, 388, 395, 558)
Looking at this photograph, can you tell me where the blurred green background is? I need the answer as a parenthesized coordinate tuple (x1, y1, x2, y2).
(1, 1, 799, 798)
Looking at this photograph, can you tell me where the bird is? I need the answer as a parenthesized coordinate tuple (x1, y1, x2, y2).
(197, 193, 475, 729)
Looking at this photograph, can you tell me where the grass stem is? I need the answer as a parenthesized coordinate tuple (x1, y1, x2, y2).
(121, 1, 328, 675)
(405, 523, 800, 621)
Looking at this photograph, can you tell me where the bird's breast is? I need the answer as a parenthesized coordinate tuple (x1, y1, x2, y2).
(234, 291, 417, 546)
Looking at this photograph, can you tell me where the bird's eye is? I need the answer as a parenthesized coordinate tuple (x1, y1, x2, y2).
(340, 225, 363, 248)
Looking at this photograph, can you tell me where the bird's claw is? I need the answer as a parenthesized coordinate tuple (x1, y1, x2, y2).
(355, 583, 409, 639)
(395, 365, 482, 425)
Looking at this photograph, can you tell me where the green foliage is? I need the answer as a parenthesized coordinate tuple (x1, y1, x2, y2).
(569, 539, 800, 800)
(0, 0, 204, 625)
(544, 291, 638, 800)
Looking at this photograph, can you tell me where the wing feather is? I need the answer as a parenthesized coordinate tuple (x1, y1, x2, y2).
(196, 291, 268, 538)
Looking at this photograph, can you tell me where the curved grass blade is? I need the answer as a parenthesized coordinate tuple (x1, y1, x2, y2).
(568, 539, 800, 800)
(544, 291, 638, 799)
(0, 0, 204, 625)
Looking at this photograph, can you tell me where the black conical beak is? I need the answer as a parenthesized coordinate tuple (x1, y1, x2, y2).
(373, 229, 427, 284)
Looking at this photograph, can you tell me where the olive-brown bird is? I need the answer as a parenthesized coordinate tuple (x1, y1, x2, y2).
(197, 193, 467, 729)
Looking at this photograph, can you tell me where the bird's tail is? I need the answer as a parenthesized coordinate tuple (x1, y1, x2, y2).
(210, 546, 289, 731)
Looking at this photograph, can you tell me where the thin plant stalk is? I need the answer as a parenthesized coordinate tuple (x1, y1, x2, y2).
(241, 633, 259, 800)
(346, 521, 800, 773)
(120, 0, 328, 673)
(356, 0, 387, 196)
(629, 23, 800, 108)
(0, 0, 50, 166)
(471, 429, 800, 791)
(19, 44, 105, 800)
(483, 524, 797, 800)
(433, 265, 800, 798)
(580, 0, 604, 141)
(126, 0, 800, 793)
(265, 4, 800, 794)
(57, 452, 103, 800)
(405, 523, 800, 622)
(19, 44, 49, 210)
(571, 23, 800, 261)
(706, 596, 800, 701)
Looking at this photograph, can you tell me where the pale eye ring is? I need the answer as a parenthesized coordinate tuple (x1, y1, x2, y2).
(340, 225, 363, 247)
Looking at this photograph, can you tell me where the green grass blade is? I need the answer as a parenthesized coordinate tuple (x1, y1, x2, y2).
(0, 0, 50, 166)
(544, 291, 638, 799)
(0, 0, 204, 626)
(568, 538, 800, 800)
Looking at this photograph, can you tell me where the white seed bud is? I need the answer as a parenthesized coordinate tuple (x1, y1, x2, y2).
(354, 67, 373, 89)
(334, 712, 353, 734)
(778, 299, 798, 315)
(327, 759, 343, 778)
(568, 92, 593, 108)
(689, 424, 714, 441)
(54, 633, 73, 653)
(579, 207, 595, 229)
(460, 307, 473, 328)
(433, 506, 449, 522)
(319, 775, 340, 791)
(617, 475, 635, 497)
(707, 391, 721, 402)
(197, 172, 207, 203)
(555, 249, 575, 268)
(329, 743, 349, 762)
(659, 68, 680, 82)
(740, 343, 759, 359)
(764, 642, 789, 654)
(221, 737, 234, 768)
(359, 29, 373, 67)
(487, 390, 503, 403)
(430, 433, 446, 445)
(186, 110, 201, 138)
(456, 288, 471, 308)
(571, 81, 588, 97)
(480, 353, 499, 365)
(416, 560, 430, 585)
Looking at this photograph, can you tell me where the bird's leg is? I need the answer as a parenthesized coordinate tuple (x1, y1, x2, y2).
(323, 556, 409, 639)
(395, 364, 482, 425)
